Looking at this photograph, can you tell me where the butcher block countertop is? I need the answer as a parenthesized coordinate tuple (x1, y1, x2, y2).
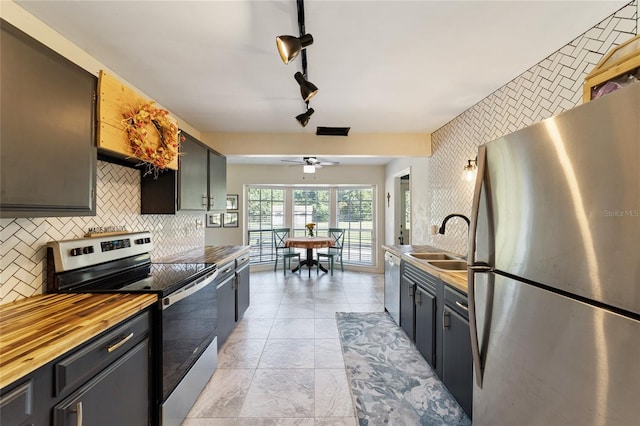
(156, 245, 250, 266)
(382, 244, 468, 295)
(0, 293, 157, 390)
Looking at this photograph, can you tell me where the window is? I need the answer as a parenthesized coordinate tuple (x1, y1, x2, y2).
(246, 186, 375, 267)
(293, 189, 329, 236)
(247, 187, 285, 263)
(337, 188, 374, 264)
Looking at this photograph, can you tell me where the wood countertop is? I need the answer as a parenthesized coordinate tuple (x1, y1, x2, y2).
(155, 245, 250, 266)
(0, 293, 157, 390)
(382, 244, 468, 295)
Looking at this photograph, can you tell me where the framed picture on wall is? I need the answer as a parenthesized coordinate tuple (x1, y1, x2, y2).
(206, 213, 222, 228)
(223, 212, 239, 228)
(226, 194, 238, 211)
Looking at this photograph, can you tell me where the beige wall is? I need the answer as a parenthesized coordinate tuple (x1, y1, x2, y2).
(205, 163, 386, 272)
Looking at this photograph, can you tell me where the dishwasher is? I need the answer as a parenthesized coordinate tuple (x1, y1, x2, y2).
(384, 251, 401, 325)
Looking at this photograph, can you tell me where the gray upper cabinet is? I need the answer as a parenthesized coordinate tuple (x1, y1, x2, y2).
(208, 150, 227, 212)
(0, 20, 97, 218)
(141, 131, 226, 214)
(178, 134, 209, 211)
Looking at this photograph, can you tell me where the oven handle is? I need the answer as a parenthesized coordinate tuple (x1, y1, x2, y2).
(161, 269, 218, 310)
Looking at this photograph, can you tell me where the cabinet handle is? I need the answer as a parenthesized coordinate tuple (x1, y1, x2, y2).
(107, 332, 134, 353)
(72, 401, 83, 426)
(415, 291, 422, 306)
(222, 268, 232, 274)
(455, 301, 469, 312)
(202, 195, 208, 207)
(443, 310, 450, 330)
(210, 196, 215, 207)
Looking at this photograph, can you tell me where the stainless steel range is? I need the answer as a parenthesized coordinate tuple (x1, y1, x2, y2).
(46, 232, 218, 426)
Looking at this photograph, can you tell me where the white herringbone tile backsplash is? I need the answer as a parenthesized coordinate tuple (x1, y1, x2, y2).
(425, 1, 638, 255)
(0, 161, 204, 304)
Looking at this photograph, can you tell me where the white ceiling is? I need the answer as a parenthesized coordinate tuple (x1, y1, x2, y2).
(15, 0, 628, 165)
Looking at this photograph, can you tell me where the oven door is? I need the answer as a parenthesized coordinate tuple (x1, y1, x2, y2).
(160, 269, 218, 402)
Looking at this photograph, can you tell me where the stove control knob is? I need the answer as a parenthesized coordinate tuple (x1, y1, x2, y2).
(135, 238, 144, 244)
(70, 248, 83, 256)
(83, 246, 94, 254)
(144, 237, 151, 244)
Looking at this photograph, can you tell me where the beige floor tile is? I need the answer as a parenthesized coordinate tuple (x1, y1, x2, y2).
(269, 318, 315, 338)
(314, 418, 357, 426)
(259, 339, 315, 369)
(314, 319, 339, 339)
(314, 369, 355, 418)
(314, 304, 351, 319)
(228, 318, 274, 341)
(239, 369, 315, 418)
(276, 302, 316, 318)
(187, 369, 255, 418)
(218, 339, 266, 369)
(314, 339, 344, 369)
(238, 418, 314, 426)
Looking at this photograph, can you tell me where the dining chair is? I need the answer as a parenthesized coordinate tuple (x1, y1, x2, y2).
(316, 228, 345, 275)
(273, 228, 301, 276)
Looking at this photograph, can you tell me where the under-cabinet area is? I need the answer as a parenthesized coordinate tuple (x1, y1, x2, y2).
(384, 245, 473, 419)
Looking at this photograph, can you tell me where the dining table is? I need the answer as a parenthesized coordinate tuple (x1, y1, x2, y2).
(285, 236, 335, 276)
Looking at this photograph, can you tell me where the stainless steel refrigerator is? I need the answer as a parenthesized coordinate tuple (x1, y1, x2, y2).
(468, 82, 640, 425)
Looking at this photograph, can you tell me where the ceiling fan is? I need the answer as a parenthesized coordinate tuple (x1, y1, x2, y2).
(281, 156, 340, 172)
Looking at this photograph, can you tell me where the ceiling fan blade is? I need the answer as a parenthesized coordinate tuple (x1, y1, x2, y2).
(281, 159, 305, 164)
(319, 160, 339, 166)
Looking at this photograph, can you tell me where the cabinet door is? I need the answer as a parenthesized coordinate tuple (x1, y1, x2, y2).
(399, 276, 415, 341)
(235, 264, 250, 321)
(1, 21, 96, 218)
(415, 286, 436, 367)
(208, 150, 227, 211)
(53, 339, 150, 426)
(177, 134, 208, 211)
(442, 305, 473, 418)
(216, 276, 236, 349)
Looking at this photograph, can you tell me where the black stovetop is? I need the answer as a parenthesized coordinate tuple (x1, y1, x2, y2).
(120, 263, 216, 295)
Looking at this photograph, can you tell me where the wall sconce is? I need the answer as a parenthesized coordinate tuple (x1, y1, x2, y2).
(463, 157, 478, 181)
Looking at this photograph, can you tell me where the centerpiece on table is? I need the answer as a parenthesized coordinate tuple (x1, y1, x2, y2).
(306, 223, 316, 237)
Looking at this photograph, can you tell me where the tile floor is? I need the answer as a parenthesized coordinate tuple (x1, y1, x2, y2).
(183, 268, 385, 425)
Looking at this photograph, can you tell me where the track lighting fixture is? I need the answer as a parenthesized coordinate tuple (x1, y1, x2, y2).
(276, 34, 313, 64)
(294, 72, 318, 102)
(296, 107, 315, 127)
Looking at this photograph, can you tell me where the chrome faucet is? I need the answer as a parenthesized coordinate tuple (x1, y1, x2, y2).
(439, 214, 470, 234)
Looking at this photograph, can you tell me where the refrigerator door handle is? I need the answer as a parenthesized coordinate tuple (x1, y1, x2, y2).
(468, 144, 488, 389)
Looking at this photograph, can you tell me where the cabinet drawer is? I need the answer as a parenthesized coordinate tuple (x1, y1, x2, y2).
(444, 286, 469, 320)
(54, 311, 150, 397)
(0, 381, 32, 426)
(403, 262, 438, 293)
(235, 254, 250, 270)
(216, 261, 235, 284)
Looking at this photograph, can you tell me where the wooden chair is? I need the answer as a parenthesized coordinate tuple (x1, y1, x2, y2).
(273, 228, 300, 276)
(316, 228, 345, 275)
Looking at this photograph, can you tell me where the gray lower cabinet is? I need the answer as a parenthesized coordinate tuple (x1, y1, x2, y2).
(0, 19, 96, 218)
(0, 310, 151, 426)
(399, 259, 472, 418)
(215, 261, 237, 348)
(53, 340, 149, 426)
(442, 286, 473, 419)
(235, 255, 250, 321)
(415, 285, 437, 367)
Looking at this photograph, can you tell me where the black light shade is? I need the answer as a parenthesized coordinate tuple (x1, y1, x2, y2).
(276, 34, 313, 64)
(294, 72, 318, 102)
(296, 108, 315, 127)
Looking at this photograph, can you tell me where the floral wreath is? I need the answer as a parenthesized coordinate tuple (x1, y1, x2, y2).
(123, 101, 183, 175)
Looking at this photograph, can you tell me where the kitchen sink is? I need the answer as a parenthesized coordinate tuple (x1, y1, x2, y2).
(426, 260, 468, 271)
(409, 252, 461, 261)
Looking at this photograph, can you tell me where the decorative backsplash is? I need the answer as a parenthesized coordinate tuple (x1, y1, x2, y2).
(424, 1, 638, 255)
(0, 161, 204, 304)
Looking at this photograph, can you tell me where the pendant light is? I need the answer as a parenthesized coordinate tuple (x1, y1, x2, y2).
(294, 72, 318, 102)
(276, 34, 314, 64)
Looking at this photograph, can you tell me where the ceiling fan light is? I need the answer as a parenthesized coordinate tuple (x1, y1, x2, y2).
(294, 72, 319, 102)
(276, 34, 313, 64)
(303, 164, 316, 174)
(296, 108, 315, 127)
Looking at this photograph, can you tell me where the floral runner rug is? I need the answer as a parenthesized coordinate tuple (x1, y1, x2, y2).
(336, 312, 472, 426)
